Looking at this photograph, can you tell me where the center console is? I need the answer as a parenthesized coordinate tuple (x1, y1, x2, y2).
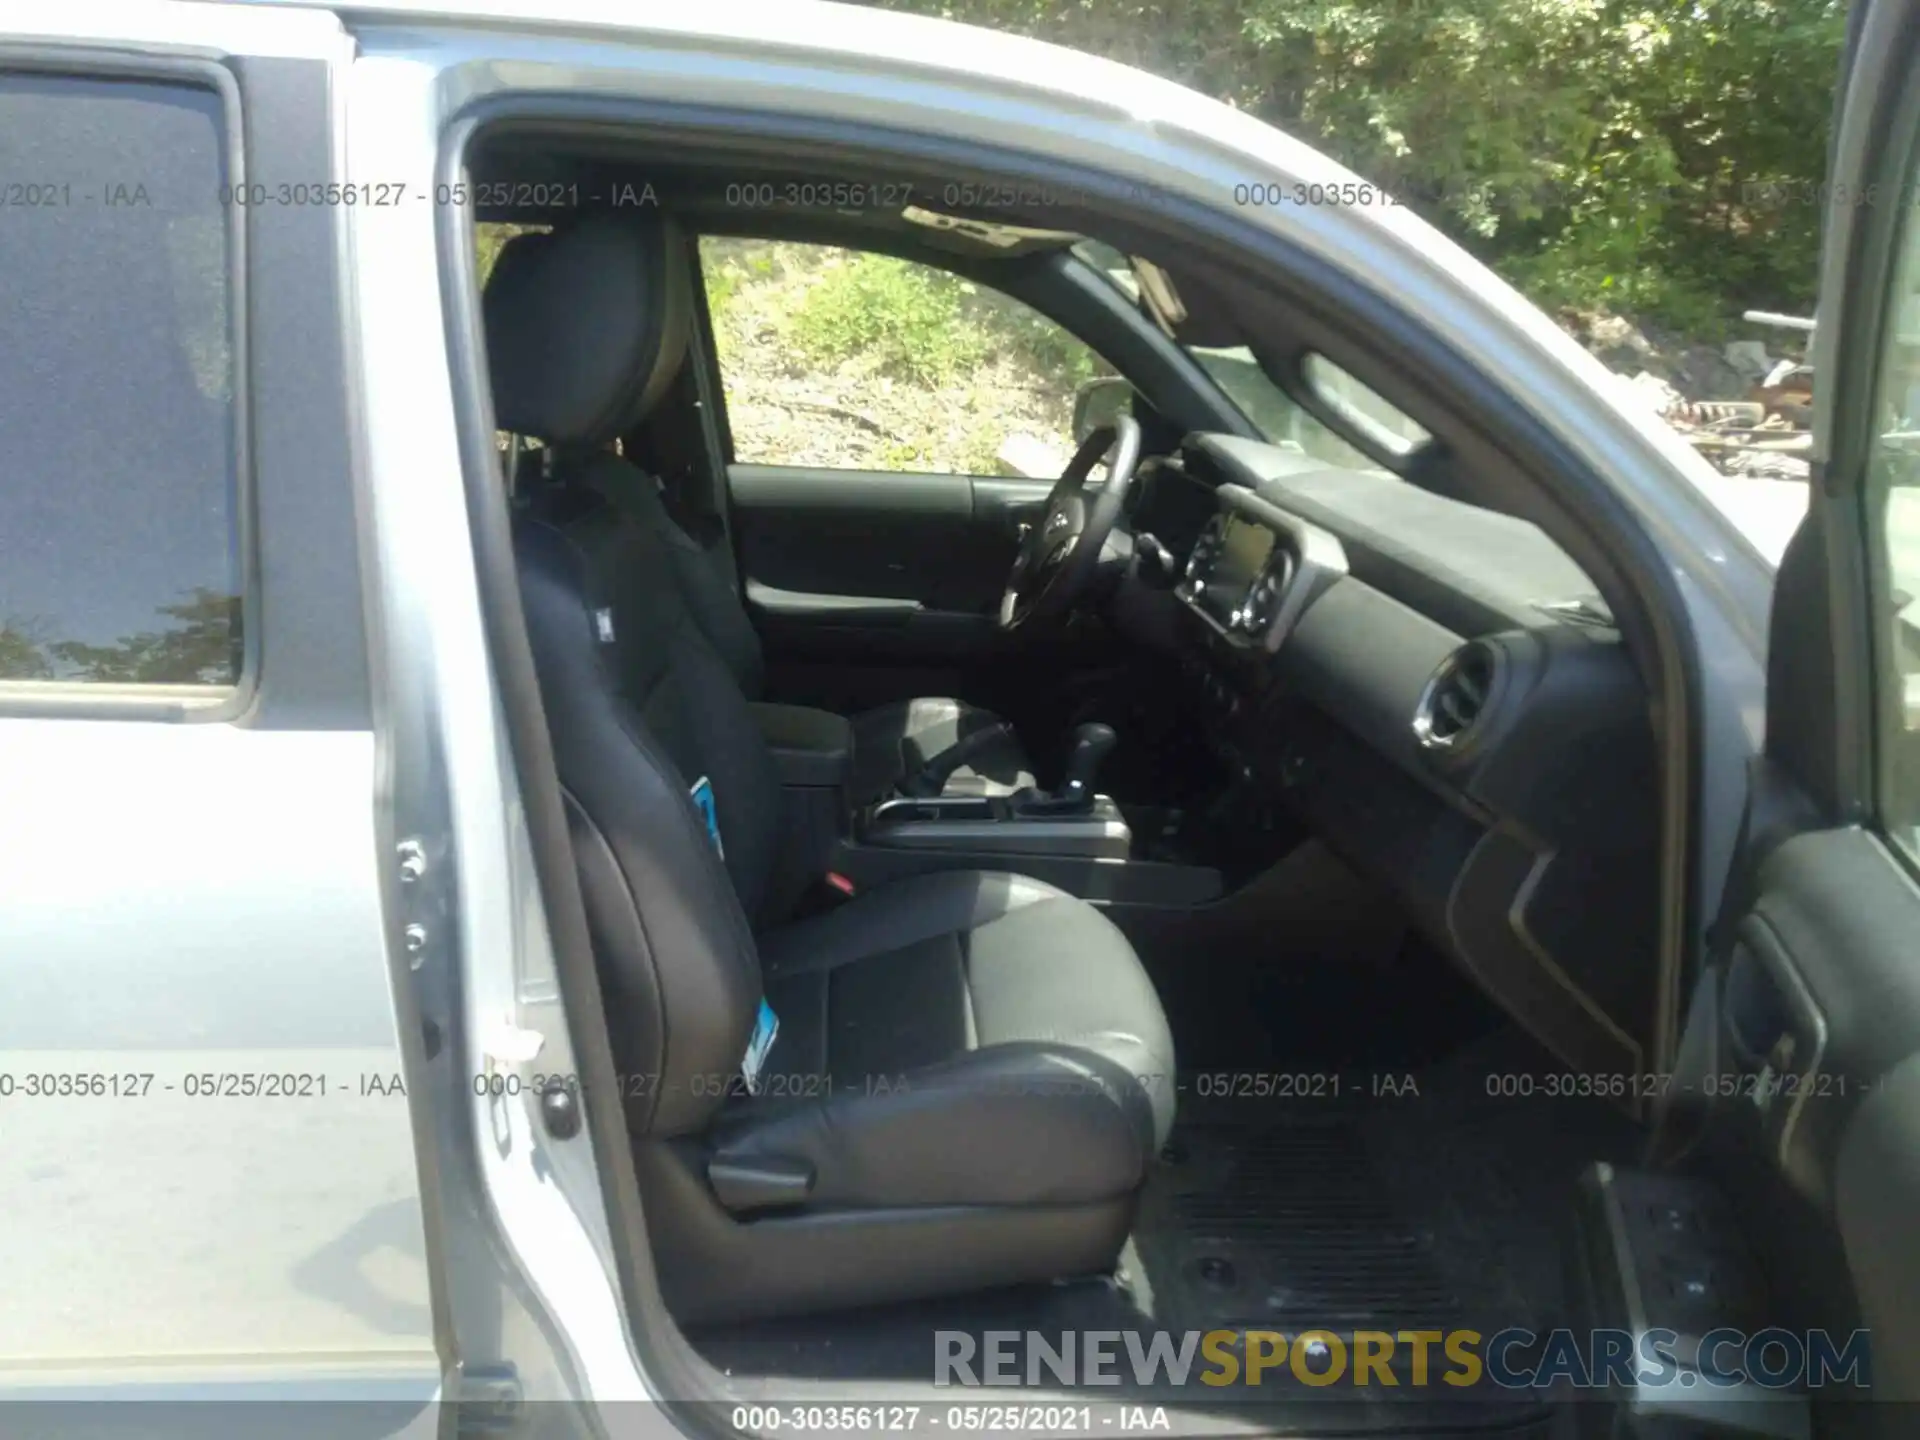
(855, 721, 1134, 866)
(835, 718, 1221, 906)
(748, 704, 1221, 908)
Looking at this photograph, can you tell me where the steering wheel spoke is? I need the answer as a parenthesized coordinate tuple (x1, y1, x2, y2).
(998, 416, 1142, 631)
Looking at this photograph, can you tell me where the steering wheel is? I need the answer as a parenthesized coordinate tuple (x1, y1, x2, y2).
(997, 415, 1143, 631)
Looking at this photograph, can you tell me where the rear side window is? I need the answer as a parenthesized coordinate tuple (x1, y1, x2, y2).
(0, 73, 241, 689)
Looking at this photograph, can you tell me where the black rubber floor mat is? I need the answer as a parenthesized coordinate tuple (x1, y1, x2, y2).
(689, 1026, 1631, 1435)
(1131, 1115, 1494, 1340)
(690, 1101, 1576, 1431)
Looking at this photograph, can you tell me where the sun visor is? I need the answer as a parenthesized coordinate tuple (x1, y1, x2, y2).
(900, 207, 1081, 253)
(1130, 257, 1242, 348)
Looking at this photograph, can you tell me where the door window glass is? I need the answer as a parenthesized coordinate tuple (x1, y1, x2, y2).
(1866, 235, 1920, 859)
(0, 73, 240, 689)
(699, 237, 1111, 476)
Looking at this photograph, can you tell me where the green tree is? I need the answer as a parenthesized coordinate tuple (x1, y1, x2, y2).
(48, 588, 241, 685)
(867, 0, 1847, 333)
(0, 620, 54, 681)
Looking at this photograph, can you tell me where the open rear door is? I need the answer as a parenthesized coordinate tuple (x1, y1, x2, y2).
(1618, 2, 1920, 1433)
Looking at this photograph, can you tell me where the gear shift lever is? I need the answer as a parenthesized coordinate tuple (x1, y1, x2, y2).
(1055, 722, 1117, 811)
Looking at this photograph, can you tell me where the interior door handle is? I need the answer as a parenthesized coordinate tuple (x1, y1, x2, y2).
(1007, 504, 1047, 541)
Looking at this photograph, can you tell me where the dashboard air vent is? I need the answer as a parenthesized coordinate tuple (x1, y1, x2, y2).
(1414, 640, 1500, 753)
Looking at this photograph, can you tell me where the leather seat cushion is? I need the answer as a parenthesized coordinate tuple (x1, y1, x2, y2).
(849, 697, 1037, 802)
(713, 870, 1175, 1209)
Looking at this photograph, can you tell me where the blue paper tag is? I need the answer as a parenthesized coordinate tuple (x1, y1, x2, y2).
(741, 999, 779, 1096)
(689, 775, 724, 859)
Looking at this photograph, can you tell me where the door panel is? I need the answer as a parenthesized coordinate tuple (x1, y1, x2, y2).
(1730, 828, 1920, 1207)
(1703, 826, 1920, 1405)
(728, 459, 1129, 743)
(729, 462, 1050, 652)
(0, 13, 441, 1418)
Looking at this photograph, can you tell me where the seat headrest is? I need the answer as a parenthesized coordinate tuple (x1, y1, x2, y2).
(484, 214, 692, 448)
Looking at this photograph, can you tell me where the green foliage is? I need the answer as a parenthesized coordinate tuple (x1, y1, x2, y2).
(787, 249, 1107, 391)
(867, 0, 1849, 334)
(704, 257, 741, 322)
(474, 223, 549, 289)
(701, 238, 1103, 474)
(789, 253, 991, 384)
(0, 620, 53, 681)
(991, 298, 1104, 388)
(881, 424, 1007, 474)
(0, 589, 240, 685)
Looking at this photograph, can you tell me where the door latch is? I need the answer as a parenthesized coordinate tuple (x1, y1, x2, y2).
(455, 1365, 522, 1435)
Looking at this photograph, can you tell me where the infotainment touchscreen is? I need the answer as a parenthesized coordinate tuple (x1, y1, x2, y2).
(1217, 515, 1276, 589)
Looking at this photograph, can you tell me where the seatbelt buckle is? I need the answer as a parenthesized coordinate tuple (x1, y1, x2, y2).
(787, 871, 857, 923)
(800, 870, 858, 918)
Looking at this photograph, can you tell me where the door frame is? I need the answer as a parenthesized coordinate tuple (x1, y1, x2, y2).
(420, 18, 1759, 1413)
(1646, 0, 1920, 1412)
(1808, 0, 1920, 830)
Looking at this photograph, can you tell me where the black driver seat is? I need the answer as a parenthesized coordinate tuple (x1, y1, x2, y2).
(487, 216, 1035, 801)
(487, 212, 1175, 1325)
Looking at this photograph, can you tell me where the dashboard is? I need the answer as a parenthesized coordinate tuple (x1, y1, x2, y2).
(1175, 486, 1347, 651)
(1143, 433, 1663, 1096)
(1183, 511, 1280, 635)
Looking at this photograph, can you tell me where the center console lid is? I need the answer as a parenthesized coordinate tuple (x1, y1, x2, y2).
(749, 702, 853, 790)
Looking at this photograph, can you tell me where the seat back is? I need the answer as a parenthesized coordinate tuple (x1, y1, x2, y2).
(491, 211, 769, 702)
(578, 453, 767, 700)
(487, 214, 779, 1138)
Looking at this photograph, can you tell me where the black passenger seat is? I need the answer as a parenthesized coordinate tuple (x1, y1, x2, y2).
(487, 217, 1034, 802)
(488, 213, 1175, 1325)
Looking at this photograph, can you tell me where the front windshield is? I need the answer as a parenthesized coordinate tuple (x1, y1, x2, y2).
(1186, 345, 1382, 469)
(1069, 240, 1414, 470)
